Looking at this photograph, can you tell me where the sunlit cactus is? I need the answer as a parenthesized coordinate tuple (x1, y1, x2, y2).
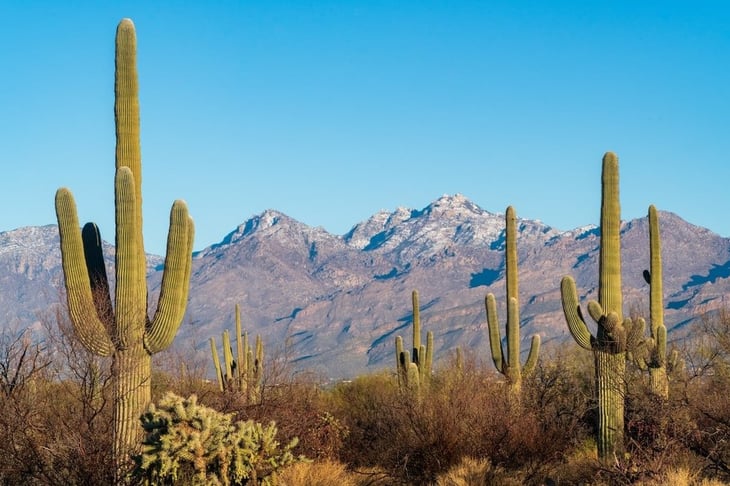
(560, 152, 644, 462)
(637, 205, 681, 398)
(395, 290, 433, 390)
(54, 18, 194, 477)
(210, 304, 264, 403)
(485, 205, 540, 394)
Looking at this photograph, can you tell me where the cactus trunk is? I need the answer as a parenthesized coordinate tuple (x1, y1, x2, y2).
(595, 350, 625, 460)
(114, 343, 151, 462)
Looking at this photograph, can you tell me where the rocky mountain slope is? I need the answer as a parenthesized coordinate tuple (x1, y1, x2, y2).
(2, 194, 729, 379)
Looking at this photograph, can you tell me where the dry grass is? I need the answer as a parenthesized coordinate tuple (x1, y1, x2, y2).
(278, 460, 391, 486)
(637, 468, 730, 486)
(434, 456, 523, 486)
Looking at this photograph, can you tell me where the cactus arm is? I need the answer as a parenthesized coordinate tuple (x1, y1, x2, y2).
(425, 330, 433, 378)
(114, 167, 147, 348)
(669, 348, 681, 371)
(145, 201, 194, 353)
(246, 347, 255, 389)
(587, 300, 604, 325)
(455, 347, 463, 372)
(254, 335, 263, 381)
(523, 335, 541, 375)
(485, 294, 505, 372)
(209, 337, 224, 392)
(406, 362, 420, 390)
(243, 331, 250, 379)
(235, 305, 245, 387)
(560, 276, 594, 350)
(55, 189, 115, 356)
(81, 222, 114, 325)
(411, 290, 421, 364)
(222, 330, 233, 384)
(418, 344, 427, 382)
(395, 335, 405, 381)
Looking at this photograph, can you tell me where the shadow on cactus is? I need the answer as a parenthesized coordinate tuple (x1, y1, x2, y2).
(133, 392, 305, 485)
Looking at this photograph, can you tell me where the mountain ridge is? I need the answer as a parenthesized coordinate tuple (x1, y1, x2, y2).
(1, 194, 729, 379)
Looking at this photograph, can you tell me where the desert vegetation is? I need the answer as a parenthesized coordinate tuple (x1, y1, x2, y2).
(5, 314, 730, 485)
(4, 15, 730, 486)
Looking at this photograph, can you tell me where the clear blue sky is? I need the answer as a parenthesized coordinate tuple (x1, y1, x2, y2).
(2, 2, 729, 255)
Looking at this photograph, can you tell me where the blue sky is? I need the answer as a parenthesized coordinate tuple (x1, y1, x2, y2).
(2, 2, 729, 255)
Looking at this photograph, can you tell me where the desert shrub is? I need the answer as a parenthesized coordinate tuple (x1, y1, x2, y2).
(151, 343, 221, 404)
(133, 392, 304, 485)
(519, 344, 596, 482)
(333, 354, 589, 484)
(214, 372, 349, 462)
(673, 310, 730, 482)
(0, 313, 116, 485)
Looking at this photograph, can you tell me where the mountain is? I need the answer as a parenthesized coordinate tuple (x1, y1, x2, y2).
(2, 195, 730, 379)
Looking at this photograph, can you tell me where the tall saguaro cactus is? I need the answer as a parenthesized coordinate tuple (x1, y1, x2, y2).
(54, 19, 194, 477)
(395, 290, 434, 389)
(637, 205, 678, 398)
(485, 206, 540, 394)
(560, 152, 643, 462)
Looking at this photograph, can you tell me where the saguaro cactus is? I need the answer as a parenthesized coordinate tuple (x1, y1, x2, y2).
(637, 205, 679, 398)
(485, 206, 540, 394)
(54, 18, 194, 476)
(560, 152, 644, 462)
(209, 304, 264, 402)
(395, 290, 433, 389)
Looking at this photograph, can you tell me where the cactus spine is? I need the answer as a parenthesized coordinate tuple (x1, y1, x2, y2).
(560, 152, 644, 462)
(638, 205, 677, 398)
(485, 206, 540, 394)
(395, 290, 433, 389)
(54, 19, 194, 477)
(209, 304, 264, 402)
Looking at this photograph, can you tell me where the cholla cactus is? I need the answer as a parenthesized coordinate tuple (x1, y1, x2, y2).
(134, 392, 303, 485)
